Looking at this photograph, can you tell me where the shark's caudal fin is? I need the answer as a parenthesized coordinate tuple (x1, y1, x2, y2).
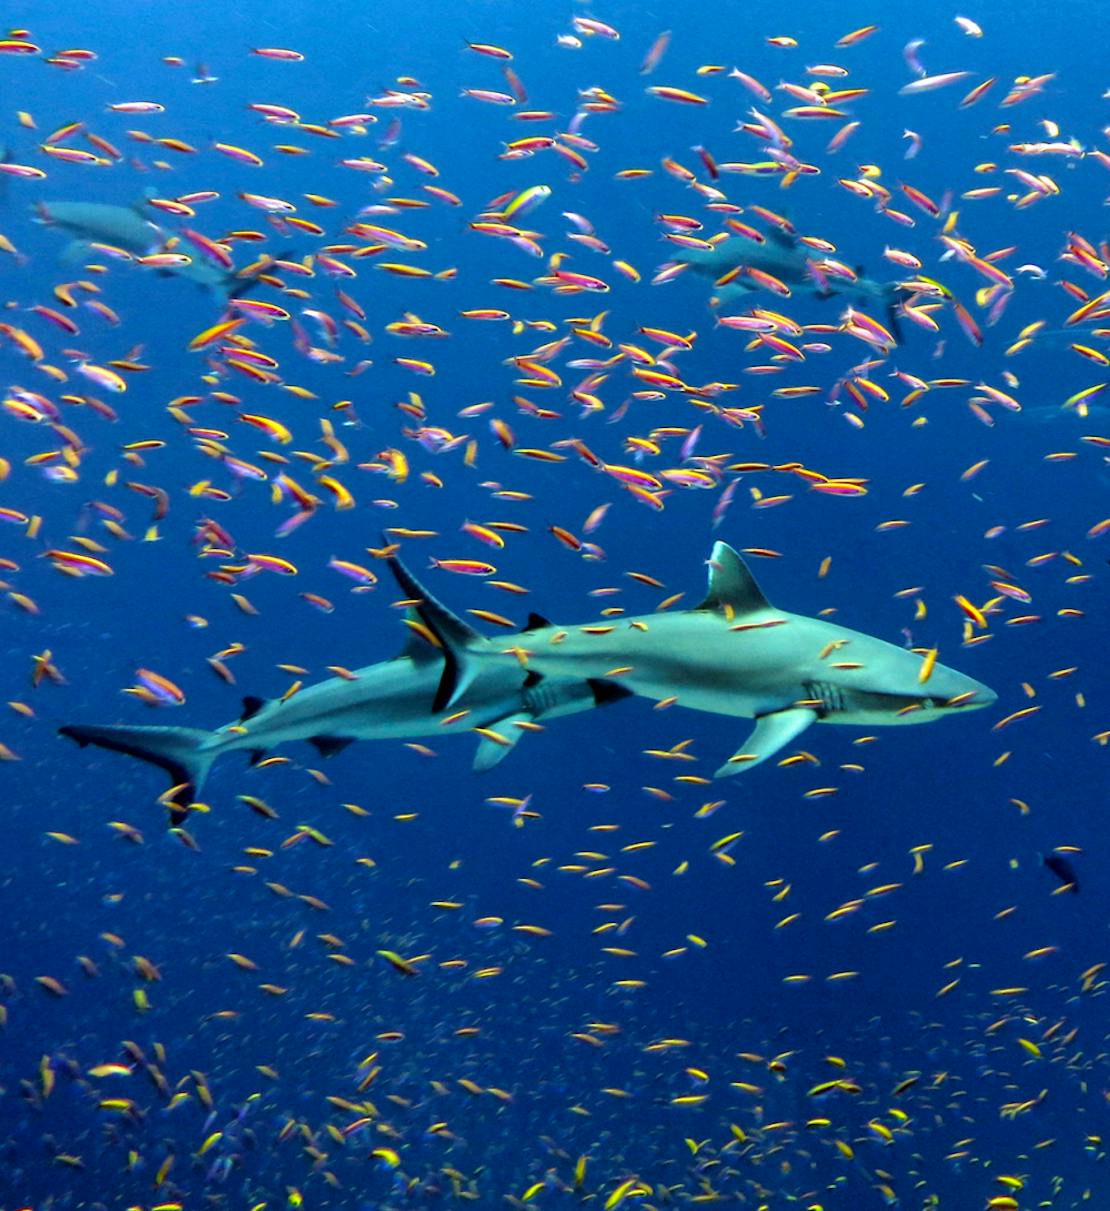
(223, 249, 292, 301)
(59, 724, 218, 815)
(882, 282, 905, 345)
(386, 553, 486, 712)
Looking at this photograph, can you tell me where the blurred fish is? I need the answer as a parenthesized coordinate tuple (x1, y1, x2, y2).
(417, 541, 996, 777)
(60, 558, 629, 821)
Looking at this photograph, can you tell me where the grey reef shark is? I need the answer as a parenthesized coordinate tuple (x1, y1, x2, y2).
(665, 223, 908, 340)
(415, 540, 997, 779)
(33, 197, 267, 298)
(60, 544, 996, 820)
(59, 555, 631, 825)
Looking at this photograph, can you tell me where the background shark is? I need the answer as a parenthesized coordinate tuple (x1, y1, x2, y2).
(667, 226, 906, 336)
(415, 542, 996, 778)
(59, 561, 629, 822)
(35, 199, 259, 298)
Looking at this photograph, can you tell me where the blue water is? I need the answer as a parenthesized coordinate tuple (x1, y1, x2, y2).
(1, 1, 1108, 1206)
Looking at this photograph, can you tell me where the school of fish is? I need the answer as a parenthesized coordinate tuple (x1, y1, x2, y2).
(1, 6, 1109, 1209)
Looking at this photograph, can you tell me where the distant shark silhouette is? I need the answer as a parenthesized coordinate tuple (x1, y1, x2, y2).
(35, 199, 262, 298)
(667, 226, 906, 339)
(411, 541, 997, 777)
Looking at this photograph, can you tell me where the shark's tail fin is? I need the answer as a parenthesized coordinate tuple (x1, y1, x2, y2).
(386, 553, 486, 713)
(882, 281, 907, 346)
(59, 724, 218, 821)
(225, 249, 293, 301)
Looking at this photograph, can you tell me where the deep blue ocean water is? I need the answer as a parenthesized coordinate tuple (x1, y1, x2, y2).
(1, 1, 1108, 1207)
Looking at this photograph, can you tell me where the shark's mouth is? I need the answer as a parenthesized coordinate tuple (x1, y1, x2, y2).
(803, 680, 938, 719)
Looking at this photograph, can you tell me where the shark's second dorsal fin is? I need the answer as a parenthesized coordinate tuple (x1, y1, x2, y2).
(697, 542, 771, 616)
(386, 553, 485, 712)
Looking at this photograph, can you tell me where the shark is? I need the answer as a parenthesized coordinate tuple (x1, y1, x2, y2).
(667, 227, 906, 335)
(59, 557, 630, 822)
(35, 199, 260, 298)
(412, 541, 997, 778)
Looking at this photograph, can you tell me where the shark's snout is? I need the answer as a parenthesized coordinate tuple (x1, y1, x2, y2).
(942, 674, 996, 711)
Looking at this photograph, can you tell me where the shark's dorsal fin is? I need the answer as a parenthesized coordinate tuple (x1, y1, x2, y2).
(697, 542, 771, 616)
(241, 695, 266, 722)
(523, 612, 551, 632)
(386, 553, 486, 712)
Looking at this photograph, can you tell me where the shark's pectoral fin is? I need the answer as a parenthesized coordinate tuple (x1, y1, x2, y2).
(713, 707, 817, 778)
(472, 714, 529, 772)
(61, 239, 92, 265)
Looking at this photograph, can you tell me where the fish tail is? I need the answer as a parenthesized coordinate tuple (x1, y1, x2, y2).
(59, 723, 219, 821)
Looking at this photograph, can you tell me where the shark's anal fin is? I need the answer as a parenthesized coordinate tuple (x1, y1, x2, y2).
(588, 678, 633, 707)
(473, 714, 528, 772)
(308, 735, 355, 759)
(713, 707, 817, 779)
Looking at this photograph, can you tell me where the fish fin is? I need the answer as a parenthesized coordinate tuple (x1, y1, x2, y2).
(225, 269, 265, 300)
(60, 239, 92, 264)
(588, 678, 634, 707)
(398, 608, 440, 663)
(225, 248, 290, 301)
(713, 707, 817, 778)
(386, 551, 486, 712)
(697, 541, 772, 615)
(764, 225, 797, 249)
(59, 723, 218, 813)
(882, 283, 904, 345)
(472, 713, 529, 772)
(522, 612, 551, 632)
(241, 695, 266, 722)
(248, 749, 267, 766)
(308, 735, 354, 758)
